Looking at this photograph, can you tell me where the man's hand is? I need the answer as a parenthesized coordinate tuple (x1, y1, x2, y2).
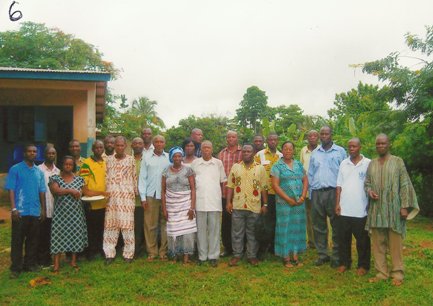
(163, 208, 168, 221)
(400, 208, 408, 220)
(40, 210, 46, 222)
(368, 190, 379, 200)
(335, 204, 341, 216)
(226, 202, 233, 214)
(11, 210, 20, 222)
(141, 201, 149, 210)
(187, 209, 195, 220)
(260, 206, 268, 214)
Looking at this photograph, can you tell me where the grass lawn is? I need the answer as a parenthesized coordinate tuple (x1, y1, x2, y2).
(0, 217, 432, 305)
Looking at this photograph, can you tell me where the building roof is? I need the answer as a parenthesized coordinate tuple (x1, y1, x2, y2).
(0, 67, 111, 82)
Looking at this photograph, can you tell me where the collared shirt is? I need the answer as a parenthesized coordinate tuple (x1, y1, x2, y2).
(254, 148, 282, 194)
(134, 155, 142, 206)
(102, 152, 114, 161)
(74, 156, 85, 175)
(337, 155, 371, 218)
(191, 157, 227, 212)
(226, 161, 268, 213)
(143, 144, 155, 159)
(308, 143, 346, 190)
(139, 151, 170, 201)
(218, 145, 242, 198)
(80, 156, 107, 210)
(38, 162, 60, 218)
(194, 141, 202, 158)
(299, 145, 318, 173)
(5, 161, 46, 216)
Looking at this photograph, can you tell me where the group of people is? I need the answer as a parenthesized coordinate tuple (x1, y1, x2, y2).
(6, 126, 419, 286)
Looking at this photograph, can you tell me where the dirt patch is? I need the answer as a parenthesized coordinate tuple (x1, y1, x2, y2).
(0, 206, 10, 221)
(420, 241, 433, 249)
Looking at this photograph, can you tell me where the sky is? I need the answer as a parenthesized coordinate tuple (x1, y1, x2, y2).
(1, 0, 432, 128)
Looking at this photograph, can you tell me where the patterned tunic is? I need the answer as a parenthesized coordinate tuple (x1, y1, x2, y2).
(271, 159, 306, 256)
(365, 155, 419, 236)
(50, 175, 88, 253)
(105, 155, 137, 230)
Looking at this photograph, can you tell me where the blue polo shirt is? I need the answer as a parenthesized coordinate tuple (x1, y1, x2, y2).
(308, 143, 347, 190)
(5, 161, 46, 217)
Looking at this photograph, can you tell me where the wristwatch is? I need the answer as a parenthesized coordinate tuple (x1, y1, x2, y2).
(263, 204, 268, 207)
(11, 208, 17, 212)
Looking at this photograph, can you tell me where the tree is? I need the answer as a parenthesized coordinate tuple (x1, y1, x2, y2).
(0, 22, 118, 77)
(361, 26, 433, 215)
(236, 86, 269, 134)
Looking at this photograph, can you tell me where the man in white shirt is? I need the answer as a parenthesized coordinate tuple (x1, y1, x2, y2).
(335, 138, 371, 276)
(37, 145, 60, 267)
(191, 141, 227, 267)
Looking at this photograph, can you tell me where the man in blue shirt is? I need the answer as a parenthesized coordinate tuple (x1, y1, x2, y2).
(5, 144, 46, 278)
(139, 135, 170, 261)
(308, 126, 346, 267)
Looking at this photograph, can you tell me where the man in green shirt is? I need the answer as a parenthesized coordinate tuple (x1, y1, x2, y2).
(365, 134, 419, 286)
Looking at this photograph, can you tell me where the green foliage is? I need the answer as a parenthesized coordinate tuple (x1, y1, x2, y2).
(0, 22, 118, 77)
(164, 115, 235, 153)
(361, 25, 433, 215)
(97, 95, 165, 139)
(236, 86, 269, 134)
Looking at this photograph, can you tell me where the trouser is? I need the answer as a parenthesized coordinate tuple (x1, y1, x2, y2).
(305, 198, 315, 248)
(103, 227, 135, 259)
(38, 217, 52, 266)
(144, 197, 167, 257)
(11, 216, 40, 272)
(258, 195, 276, 255)
(86, 208, 105, 258)
(231, 209, 260, 259)
(134, 206, 145, 257)
(196, 211, 221, 261)
(336, 216, 370, 270)
(311, 188, 339, 262)
(221, 198, 232, 254)
(168, 233, 196, 256)
(371, 228, 404, 281)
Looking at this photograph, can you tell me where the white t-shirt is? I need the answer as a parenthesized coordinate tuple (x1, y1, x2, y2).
(191, 157, 227, 212)
(336, 155, 371, 218)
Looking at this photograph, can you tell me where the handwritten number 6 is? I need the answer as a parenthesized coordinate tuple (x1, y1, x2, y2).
(9, 1, 23, 21)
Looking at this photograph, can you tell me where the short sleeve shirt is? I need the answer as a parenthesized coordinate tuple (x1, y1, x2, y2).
(254, 148, 282, 194)
(80, 157, 107, 210)
(191, 157, 227, 212)
(162, 166, 194, 192)
(337, 156, 371, 218)
(226, 162, 268, 213)
(5, 161, 46, 216)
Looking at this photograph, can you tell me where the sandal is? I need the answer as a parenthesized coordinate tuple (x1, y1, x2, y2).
(391, 279, 403, 286)
(70, 264, 80, 271)
(292, 260, 303, 267)
(283, 259, 294, 268)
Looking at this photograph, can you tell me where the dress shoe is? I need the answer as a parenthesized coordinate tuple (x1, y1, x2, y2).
(248, 258, 259, 266)
(124, 258, 133, 263)
(197, 260, 206, 266)
(209, 259, 218, 267)
(337, 265, 347, 273)
(356, 267, 368, 276)
(314, 257, 330, 266)
(228, 257, 241, 267)
(9, 271, 20, 279)
(330, 260, 340, 268)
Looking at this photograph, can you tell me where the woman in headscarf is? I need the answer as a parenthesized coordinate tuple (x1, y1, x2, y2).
(161, 147, 197, 264)
(181, 138, 197, 166)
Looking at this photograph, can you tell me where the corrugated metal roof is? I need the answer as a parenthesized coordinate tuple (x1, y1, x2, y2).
(0, 66, 111, 82)
(0, 66, 111, 75)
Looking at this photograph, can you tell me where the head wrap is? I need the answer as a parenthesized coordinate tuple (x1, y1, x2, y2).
(169, 146, 184, 163)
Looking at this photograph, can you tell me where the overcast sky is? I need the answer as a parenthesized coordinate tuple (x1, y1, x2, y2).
(1, 0, 432, 127)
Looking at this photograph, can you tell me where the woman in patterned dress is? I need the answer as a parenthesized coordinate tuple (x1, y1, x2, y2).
(103, 136, 137, 264)
(49, 156, 88, 273)
(161, 147, 197, 264)
(271, 141, 308, 268)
